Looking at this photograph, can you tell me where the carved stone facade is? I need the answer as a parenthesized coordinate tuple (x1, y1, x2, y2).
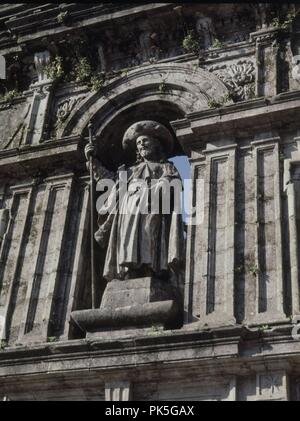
(0, 2, 300, 401)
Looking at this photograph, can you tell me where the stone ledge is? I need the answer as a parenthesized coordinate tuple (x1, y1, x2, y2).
(0, 324, 298, 370)
(173, 91, 300, 146)
(71, 301, 179, 332)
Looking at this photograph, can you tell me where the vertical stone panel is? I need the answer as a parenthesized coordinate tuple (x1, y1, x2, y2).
(248, 142, 285, 323)
(184, 163, 205, 322)
(8, 185, 47, 344)
(286, 176, 299, 314)
(235, 150, 257, 322)
(254, 34, 278, 97)
(185, 147, 236, 326)
(283, 136, 300, 317)
(51, 176, 90, 339)
(291, 163, 300, 315)
(21, 183, 54, 338)
(20, 174, 74, 342)
(0, 182, 36, 342)
(207, 158, 228, 314)
(24, 82, 53, 145)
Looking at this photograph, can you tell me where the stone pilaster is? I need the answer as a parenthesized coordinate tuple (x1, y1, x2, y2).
(283, 134, 300, 316)
(251, 29, 280, 97)
(24, 51, 53, 145)
(244, 135, 286, 324)
(184, 143, 237, 327)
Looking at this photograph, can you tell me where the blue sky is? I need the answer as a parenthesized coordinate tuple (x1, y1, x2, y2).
(169, 155, 191, 222)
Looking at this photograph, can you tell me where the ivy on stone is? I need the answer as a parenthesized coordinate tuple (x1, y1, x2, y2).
(182, 31, 199, 54)
(44, 56, 64, 81)
(0, 89, 19, 104)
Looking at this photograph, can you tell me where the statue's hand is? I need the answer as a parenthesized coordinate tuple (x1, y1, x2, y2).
(84, 143, 96, 161)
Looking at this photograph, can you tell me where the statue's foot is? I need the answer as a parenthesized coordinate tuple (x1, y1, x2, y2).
(122, 265, 154, 280)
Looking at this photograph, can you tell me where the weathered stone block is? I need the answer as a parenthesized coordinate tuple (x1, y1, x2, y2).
(71, 277, 180, 339)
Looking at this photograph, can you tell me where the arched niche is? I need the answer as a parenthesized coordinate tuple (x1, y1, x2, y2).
(58, 63, 230, 169)
(90, 99, 186, 170)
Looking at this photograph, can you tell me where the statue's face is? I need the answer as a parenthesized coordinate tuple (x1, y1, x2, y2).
(136, 135, 160, 159)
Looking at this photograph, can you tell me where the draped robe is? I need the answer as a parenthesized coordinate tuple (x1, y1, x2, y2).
(94, 160, 185, 281)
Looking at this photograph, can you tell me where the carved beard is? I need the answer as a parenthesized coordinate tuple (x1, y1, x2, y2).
(139, 146, 157, 159)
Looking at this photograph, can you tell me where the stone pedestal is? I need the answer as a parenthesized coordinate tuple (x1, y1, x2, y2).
(71, 277, 180, 339)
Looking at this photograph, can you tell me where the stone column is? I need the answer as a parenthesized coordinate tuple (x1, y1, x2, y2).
(105, 381, 132, 401)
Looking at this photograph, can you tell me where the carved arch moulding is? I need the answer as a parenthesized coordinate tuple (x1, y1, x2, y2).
(57, 63, 230, 144)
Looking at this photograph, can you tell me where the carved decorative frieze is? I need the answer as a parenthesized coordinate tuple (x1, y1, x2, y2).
(209, 60, 255, 101)
(54, 96, 85, 128)
(250, 30, 278, 44)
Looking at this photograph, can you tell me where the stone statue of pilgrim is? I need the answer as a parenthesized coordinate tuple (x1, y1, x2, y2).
(85, 120, 185, 282)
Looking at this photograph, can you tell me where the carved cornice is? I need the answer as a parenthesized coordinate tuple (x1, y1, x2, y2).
(250, 28, 285, 44)
(172, 91, 300, 148)
(0, 3, 172, 52)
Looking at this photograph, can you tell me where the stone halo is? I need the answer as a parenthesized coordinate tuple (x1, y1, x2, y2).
(122, 120, 174, 154)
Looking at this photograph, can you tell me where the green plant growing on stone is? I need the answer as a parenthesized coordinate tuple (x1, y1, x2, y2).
(0, 340, 8, 350)
(207, 98, 221, 108)
(207, 92, 232, 109)
(158, 81, 167, 94)
(211, 38, 224, 49)
(148, 57, 157, 64)
(271, 17, 281, 28)
(89, 75, 105, 92)
(149, 325, 163, 335)
(271, 10, 298, 30)
(57, 11, 69, 24)
(47, 336, 58, 343)
(221, 92, 232, 104)
(182, 31, 199, 54)
(44, 56, 64, 81)
(0, 89, 19, 103)
(72, 57, 92, 83)
(247, 262, 259, 277)
(258, 324, 270, 332)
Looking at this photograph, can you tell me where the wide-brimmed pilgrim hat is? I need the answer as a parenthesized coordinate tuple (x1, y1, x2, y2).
(122, 120, 174, 155)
